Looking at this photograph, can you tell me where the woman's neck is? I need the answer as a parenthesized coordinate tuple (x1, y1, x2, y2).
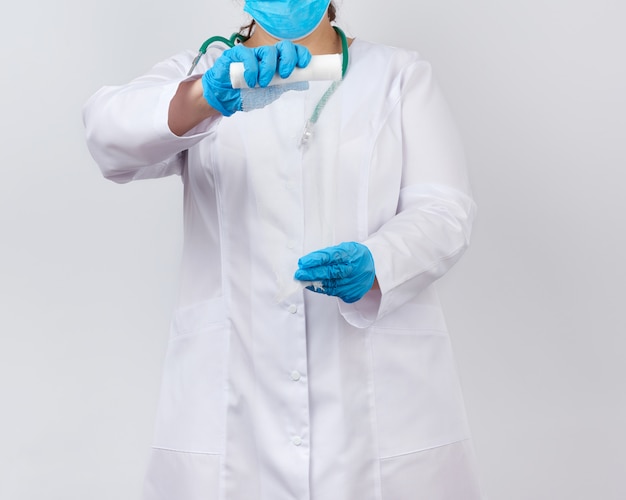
(245, 19, 346, 55)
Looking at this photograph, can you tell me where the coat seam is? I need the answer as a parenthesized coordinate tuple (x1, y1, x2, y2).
(211, 137, 232, 500)
(362, 93, 403, 242)
(365, 330, 385, 500)
(378, 437, 471, 461)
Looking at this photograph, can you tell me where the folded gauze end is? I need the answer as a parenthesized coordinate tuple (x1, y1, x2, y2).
(230, 53, 343, 89)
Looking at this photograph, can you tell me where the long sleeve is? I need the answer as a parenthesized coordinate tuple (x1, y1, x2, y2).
(339, 59, 476, 327)
(83, 50, 221, 183)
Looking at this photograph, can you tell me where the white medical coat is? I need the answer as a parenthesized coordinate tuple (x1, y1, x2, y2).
(84, 39, 483, 500)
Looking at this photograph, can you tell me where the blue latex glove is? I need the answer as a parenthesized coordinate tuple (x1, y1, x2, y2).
(201, 41, 311, 117)
(294, 242, 376, 304)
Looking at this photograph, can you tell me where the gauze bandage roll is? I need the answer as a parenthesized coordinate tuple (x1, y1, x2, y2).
(230, 54, 342, 88)
(275, 279, 325, 304)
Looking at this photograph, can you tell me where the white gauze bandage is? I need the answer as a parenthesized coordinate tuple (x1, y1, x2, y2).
(230, 54, 342, 89)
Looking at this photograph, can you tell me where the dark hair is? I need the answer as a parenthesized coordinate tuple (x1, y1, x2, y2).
(239, 1, 337, 39)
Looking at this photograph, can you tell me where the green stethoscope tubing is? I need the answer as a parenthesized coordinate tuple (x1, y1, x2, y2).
(306, 26, 348, 135)
(187, 26, 349, 79)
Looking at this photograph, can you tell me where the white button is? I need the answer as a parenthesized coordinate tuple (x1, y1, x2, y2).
(287, 240, 296, 249)
(290, 370, 302, 381)
(288, 304, 298, 314)
(292, 436, 302, 446)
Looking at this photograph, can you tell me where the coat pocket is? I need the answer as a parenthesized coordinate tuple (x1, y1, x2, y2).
(152, 298, 229, 454)
(370, 327, 470, 458)
(378, 440, 483, 500)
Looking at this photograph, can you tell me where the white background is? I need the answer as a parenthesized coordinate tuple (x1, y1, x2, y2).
(1, 0, 625, 498)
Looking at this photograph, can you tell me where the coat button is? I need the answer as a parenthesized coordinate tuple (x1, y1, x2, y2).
(288, 304, 298, 314)
(292, 436, 303, 446)
(290, 370, 302, 381)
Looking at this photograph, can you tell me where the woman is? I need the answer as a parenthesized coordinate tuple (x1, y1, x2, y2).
(83, 1, 484, 498)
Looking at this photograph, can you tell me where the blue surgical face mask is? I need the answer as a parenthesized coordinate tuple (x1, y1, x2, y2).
(244, 0, 332, 41)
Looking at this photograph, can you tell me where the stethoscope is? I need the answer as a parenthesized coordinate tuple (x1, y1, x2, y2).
(187, 26, 349, 146)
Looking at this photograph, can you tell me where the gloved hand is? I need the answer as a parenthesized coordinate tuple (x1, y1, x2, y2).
(201, 40, 311, 117)
(294, 242, 376, 304)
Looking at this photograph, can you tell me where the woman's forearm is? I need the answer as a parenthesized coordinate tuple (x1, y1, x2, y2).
(168, 78, 221, 136)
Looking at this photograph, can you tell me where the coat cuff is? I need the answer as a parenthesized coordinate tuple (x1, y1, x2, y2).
(337, 289, 382, 329)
